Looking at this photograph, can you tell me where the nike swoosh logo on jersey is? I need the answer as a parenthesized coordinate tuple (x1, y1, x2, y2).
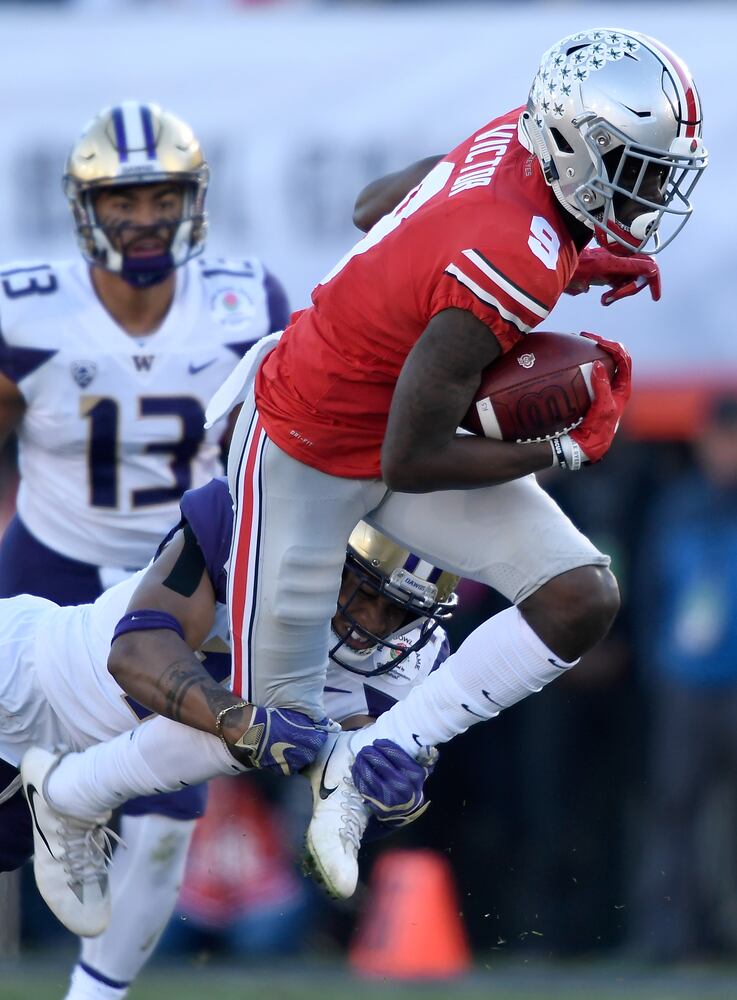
(26, 784, 55, 858)
(188, 359, 217, 375)
(318, 741, 340, 799)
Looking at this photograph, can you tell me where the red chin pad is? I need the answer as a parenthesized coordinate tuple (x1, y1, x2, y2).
(593, 222, 641, 256)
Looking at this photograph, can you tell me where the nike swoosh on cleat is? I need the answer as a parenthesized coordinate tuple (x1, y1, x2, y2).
(411, 733, 423, 748)
(548, 658, 568, 669)
(188, 359, 217, 375)
(26, 784, 55, 858)
(318, 742, 340, 799)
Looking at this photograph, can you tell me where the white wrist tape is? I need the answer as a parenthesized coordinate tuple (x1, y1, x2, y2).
(550, 434, 585, 471)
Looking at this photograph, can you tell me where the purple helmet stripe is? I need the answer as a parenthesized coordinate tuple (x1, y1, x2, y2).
(428, 566, 443, 584)
(140, 104, 157, 159)
(403, 553, 420, 573)
(111, 107, 128, 162)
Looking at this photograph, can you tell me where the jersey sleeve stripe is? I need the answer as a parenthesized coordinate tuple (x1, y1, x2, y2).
(444, 264, 532, 334)
(461, 249, 551, 317)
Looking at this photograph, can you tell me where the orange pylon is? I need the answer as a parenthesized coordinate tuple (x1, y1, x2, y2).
(349, 848, 471, 979)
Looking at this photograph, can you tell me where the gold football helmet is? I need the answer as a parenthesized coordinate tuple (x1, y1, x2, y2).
(330, 521, 459, 676)
(63, 101, 209, 285)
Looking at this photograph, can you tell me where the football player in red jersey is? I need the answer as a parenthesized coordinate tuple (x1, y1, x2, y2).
(217, 29, 707, 899)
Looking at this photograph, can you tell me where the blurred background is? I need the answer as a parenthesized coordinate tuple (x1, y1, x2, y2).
(0, 0, 736, 997)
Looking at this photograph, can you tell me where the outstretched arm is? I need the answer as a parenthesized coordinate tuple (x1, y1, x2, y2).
(353, 155, 444, 232)
(107, 526, 253, 746)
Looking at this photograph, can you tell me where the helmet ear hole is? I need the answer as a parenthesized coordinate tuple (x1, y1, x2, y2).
(549, 128, 574, 155)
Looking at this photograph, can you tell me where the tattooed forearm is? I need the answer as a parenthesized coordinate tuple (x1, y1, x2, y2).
(158, 657, 240, 727)
(110, 634, 249, 737)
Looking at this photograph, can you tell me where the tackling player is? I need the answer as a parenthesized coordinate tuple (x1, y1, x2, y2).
(214, 29, 707, 899)
(1, 479, 454, 946)
(0, 103, 288, 1000)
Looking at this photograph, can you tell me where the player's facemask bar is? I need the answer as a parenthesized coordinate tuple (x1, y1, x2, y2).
(73, 181, 206, 288)
(328, 553, 458, 678)
(578, 124, 707, 254)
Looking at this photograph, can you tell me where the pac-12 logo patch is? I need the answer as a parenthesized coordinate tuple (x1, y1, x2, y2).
(71, 360, 97, 388)
(517, 352, 536, 369)
(212, 288, 256, 327)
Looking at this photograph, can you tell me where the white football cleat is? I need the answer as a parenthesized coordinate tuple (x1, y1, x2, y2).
(21, 747, 119, 937)
(304, 730, 369, 900)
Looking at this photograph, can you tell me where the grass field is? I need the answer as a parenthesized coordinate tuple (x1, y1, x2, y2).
(2, 957, 737, 1000)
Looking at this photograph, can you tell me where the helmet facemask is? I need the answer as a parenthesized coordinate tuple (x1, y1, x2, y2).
(72, 179, 207, 288)
(571, 117, 706, 254)
(523, 29, 708, 255)
(329, 526, 459, 678)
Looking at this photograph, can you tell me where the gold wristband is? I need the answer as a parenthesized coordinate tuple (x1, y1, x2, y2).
(215, 701, 250, 748)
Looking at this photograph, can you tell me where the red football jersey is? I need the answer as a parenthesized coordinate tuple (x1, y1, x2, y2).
(256, 107, 580, 478)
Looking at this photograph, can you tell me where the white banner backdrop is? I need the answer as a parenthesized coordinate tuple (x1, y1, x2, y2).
(0, 3, 732, 379)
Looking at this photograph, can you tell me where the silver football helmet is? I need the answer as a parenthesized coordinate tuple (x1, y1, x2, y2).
(329, 522, 459, 677)
(63, 101, 209, 286)
(521, 28, 707, 254)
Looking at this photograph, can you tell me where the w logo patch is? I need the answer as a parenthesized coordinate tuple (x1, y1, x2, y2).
(132, 355, 155, 372)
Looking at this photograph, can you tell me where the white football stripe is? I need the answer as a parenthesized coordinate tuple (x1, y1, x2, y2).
(445, 264, 531, 333)
(475, 397, 503, 439)
(462, 249, 549, 319)
(414, 559, 435, 579)
(579, 361, 595, 399)
(121, 102, 146, 151)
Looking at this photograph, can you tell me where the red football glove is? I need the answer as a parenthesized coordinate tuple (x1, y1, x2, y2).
(551, 333, 632, 469)
(565, 247, 661, 307)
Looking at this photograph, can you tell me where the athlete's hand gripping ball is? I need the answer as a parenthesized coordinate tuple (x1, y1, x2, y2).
(551, 333, 632, 469)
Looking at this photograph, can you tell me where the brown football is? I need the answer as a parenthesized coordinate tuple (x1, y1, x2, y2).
(461, 332, 617, 442)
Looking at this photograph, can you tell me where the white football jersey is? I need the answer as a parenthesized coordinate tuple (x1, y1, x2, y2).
(0, 255, 286, 568)
(323, 630, 450, 723)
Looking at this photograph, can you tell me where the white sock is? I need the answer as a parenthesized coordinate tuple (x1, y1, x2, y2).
(62, 814, 195, 999)
(350, 606, 577, 756)
(63, 961, 128, 1000)
(47, 716, 246, 821)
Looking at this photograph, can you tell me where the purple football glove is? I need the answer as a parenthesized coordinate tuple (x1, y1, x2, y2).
(231, 707, 332, 776)
(352, 738, 437, 829)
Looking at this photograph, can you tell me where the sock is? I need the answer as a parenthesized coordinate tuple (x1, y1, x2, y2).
(350, 606, 578, 756)
(47, 715, 246, 821)
(63, 961, 128, 1000)
(62, 814, 196, 1000)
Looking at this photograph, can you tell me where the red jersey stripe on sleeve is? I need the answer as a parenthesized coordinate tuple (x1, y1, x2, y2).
(443, 263, 532, 333)
(461, 249, 551, 318)
(443, 247, 552, 333)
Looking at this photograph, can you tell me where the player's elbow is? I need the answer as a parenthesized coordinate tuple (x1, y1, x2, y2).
(381, 449, 423, 492)
(352, 198, 374, 233)
(107, 634, 142, 688)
